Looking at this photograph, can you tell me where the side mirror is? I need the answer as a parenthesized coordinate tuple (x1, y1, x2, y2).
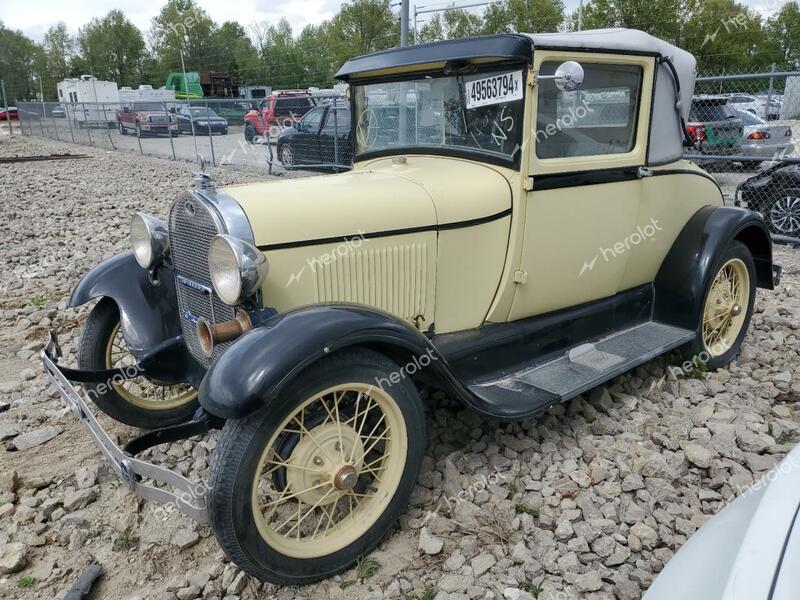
(538, 61, 585, 92)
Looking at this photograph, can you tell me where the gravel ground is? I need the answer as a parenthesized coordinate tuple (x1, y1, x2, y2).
(0, 134, 799, 600)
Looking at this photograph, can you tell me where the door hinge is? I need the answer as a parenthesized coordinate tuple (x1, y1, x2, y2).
(523, 176, 534, 191)
(513, 270, 528, 284)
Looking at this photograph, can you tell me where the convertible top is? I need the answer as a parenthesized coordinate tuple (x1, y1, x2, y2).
(336, 29, 697, 166)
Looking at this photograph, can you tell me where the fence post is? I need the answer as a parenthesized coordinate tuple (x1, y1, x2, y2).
(84, 104, 94, 146)
(1, 80, 12, 136)
(767, 63, 776, 120)
(52, 105, 59, 141)
(333, 101, 340, 168)
(66, 103, 75, 142)
(103, 104, 116, 149)
(206, 100, 216, 166)
(165, 101, 177, 160)
(135, 102, 144, 156)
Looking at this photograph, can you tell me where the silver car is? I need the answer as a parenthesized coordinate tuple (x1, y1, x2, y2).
(735, 109, 794, 167)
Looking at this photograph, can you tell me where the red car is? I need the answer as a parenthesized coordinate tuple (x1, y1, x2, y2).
(116, 102, 178, 137)
(0, 107, 19, 120)
(243, 91, 315, 143)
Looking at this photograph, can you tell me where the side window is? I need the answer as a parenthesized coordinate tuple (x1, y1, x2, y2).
(536, 62, 643, 159)
(325, 108, 350, 129)
(301, 107, 325, 130)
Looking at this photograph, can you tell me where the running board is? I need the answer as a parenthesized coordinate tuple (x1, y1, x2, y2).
(467, 321, 694, 419)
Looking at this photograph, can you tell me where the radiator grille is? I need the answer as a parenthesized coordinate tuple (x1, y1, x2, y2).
(169, 193, 235, 364)
(314, 243, 428, 321)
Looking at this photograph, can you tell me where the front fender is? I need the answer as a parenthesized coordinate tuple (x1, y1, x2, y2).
(70, 252, 186, 366)
(199, 304, 460, 420)
(654, 205, 774, 330)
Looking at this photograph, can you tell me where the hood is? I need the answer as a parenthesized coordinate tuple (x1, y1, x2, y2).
(222, 156, 513, 250)
(645, 444, 800, 600)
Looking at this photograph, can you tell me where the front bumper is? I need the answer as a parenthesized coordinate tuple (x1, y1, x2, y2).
(41, 330, 213, 523)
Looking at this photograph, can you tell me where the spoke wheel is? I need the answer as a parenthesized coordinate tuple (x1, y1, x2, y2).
(702, 258, 750, 357)
(768, 192, 800, 236)
(105, 323, 197, 411)
(208, 349, 425, 585)
(78, 298, 199, 429)
(252, 383, 406, 558)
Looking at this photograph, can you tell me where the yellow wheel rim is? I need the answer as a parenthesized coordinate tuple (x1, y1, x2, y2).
(104, 323, 197, 410)
(251, 383, 408, 559)
(702, 258, 750, 358)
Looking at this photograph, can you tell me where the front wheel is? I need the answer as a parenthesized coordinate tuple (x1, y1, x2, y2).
(207, 349, 426, 585)
(78, 299, 199, 428)
(244, 124, 256, 144)
(279, 144, 294, 168)
(118, 121, 127, 135)
(764, 188, 800, 237)
(681, 240, 756, 370)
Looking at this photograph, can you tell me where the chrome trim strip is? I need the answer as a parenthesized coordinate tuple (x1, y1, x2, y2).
(40, 332, 208, 523)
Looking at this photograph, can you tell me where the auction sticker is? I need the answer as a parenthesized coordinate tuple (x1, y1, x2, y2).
(465, 71, 523, 109)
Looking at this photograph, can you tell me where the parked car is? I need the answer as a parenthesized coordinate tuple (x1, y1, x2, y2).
(733, 109, 794, 168)
(276, 103, 352, 171)
(645, 443, 800, 600)
(0, 106, 19, 120)
(722, 93, 769, 119)
(737, 161, 800, 237)
(175, 106, 228, 135)
(755, 93, 783, 120)
(243, 91, 315, 143)
(687, 96, 744, 163)
(42, 30, 781, 586)
(51, 105, 66, 118)
(116, 102, 178, 137)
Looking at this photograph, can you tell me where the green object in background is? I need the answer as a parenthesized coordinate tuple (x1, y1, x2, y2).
(165, 72, 204, 100)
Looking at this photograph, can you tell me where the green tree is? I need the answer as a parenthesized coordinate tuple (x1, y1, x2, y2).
(42, 23, 74, 83)
(481, 0, 565, 34)
(766, 1, 800, 68)
(296, 23, 336, 87)
(0, 21, 45, 101)
(419, 8, 483, 42)
(149, 0, 217, 80)
(328, 0, 399, 70)
(76, 10, 146, 86)
(211, 21, 257, 79)
(580, 0, 689, 42)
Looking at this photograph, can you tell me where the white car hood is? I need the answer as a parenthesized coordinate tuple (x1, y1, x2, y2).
(645, 444, 800, 600)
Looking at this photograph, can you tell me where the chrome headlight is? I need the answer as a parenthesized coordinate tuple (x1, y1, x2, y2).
(208, 234, 268, 305)
(130, 212, 169, 269)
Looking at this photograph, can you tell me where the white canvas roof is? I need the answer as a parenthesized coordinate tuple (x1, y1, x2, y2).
(525, 29, 697, 165)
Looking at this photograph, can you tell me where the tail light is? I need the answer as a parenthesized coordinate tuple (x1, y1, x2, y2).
(686, 125, 707, 142)
(747, 131, 770, 140)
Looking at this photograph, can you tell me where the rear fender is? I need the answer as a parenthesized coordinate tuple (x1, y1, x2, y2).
(654, 205, 775, 330)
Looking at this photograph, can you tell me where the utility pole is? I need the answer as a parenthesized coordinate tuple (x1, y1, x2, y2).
(401, 0, 410, 47)
(181, 45, 200, 165)
(1, 80, 12, 136)
(578, 0, 584, 31)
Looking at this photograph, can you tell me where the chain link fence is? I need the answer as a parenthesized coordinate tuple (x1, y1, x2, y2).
(13, 71, 800, 244)
(689, 67, 800, 244)
(15, 91, 351, 175)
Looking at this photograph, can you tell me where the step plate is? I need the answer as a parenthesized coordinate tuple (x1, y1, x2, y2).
(516, 322, 694, 399)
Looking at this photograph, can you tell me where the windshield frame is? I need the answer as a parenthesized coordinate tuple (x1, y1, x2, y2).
(349, 61, 528, 169)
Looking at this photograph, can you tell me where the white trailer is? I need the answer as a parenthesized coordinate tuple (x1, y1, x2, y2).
(57, 76, 119, 127)
(118, 85, 176, 104)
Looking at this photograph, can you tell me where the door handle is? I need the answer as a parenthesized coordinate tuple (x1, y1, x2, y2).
(638, 167, 654, 178)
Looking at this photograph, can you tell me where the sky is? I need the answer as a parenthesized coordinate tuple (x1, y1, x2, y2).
(0, 0, 790, 43)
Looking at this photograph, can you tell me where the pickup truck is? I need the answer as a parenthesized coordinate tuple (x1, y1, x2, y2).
(116, 102, 178, 137)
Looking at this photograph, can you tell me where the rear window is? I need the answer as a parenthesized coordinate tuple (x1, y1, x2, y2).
(273, 96, 314, 118)
(690, 101, 735, 123)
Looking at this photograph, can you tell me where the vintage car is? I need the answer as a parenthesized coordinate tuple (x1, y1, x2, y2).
(42, 29, 782, 585)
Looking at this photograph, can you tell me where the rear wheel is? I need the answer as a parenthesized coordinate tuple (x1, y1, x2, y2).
(208, 349, 425, 584)
(244, 123, 256, 144)
(764, 188, 800, 237)
(118, 121, 127, 135)
(280, 144, 294, 168)
(78, 299, 199, 428)
(681, 241, 756, 370)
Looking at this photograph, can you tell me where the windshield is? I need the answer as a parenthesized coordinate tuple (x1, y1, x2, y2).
(186, 107, 217, 117)
(353, 68, 525, 163)
(134, 103, 167, 111)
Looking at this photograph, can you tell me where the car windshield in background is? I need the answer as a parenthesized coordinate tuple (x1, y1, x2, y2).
(353, 69, 525, 163)
(135, 103, 167, 111)
(187, 108, 217, 117)
(690, 101, 736, 122)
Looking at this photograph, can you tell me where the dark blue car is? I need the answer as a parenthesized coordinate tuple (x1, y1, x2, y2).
(276, 103, 352, 171)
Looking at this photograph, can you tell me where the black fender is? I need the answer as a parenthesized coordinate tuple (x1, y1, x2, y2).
(654, 205, 775, 330)
(199, 304, 473, 420)
(69, 251, 201, 384)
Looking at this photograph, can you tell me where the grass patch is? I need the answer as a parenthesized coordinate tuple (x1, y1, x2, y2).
(515, 504, 538, 518)
(29, 295, 46, 308)
(112, 528, 137, 552)
(341, 556, 381, 588)
(407, 590, 437, 600)
(506, 481, 518, 500)
(17, 576, 37, 589)
(520, 580, 542, 597)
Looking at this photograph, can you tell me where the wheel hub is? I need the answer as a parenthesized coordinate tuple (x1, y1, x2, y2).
(285, 422, 365, 506)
